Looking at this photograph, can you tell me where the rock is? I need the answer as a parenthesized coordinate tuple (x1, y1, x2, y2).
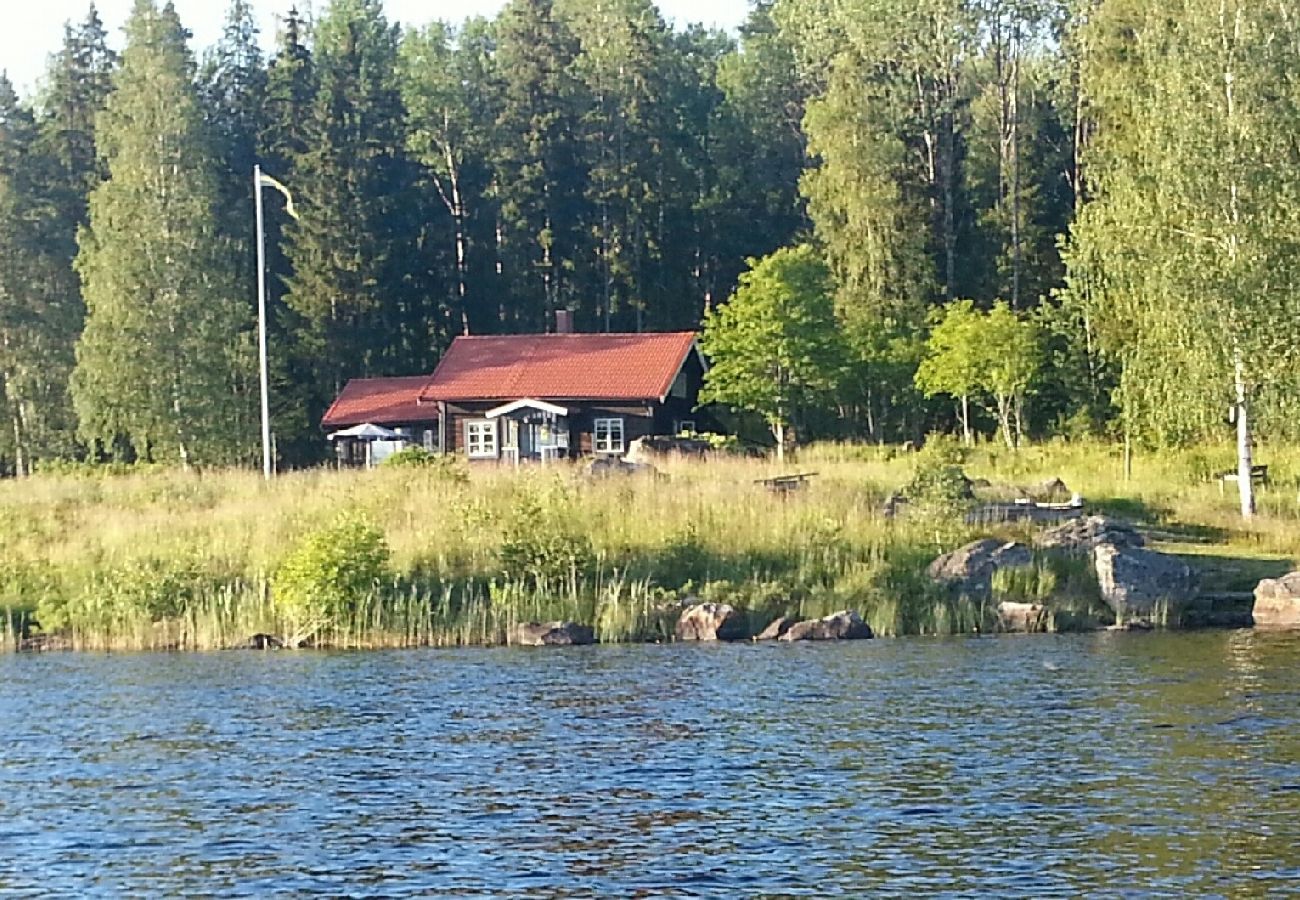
(676, 602, 748, 641)
(626, 436, 711, 462)
(927, 539, 1033, 597)
(997, 601, 1046, 633)
(779, 610, 873, 641)
(1093, 543, 1195, 622)
(508, 621, 595, 647)
(17, 634, 72, 652)
(244, 633, 283, 650)
(1032, 477, 1071, 501)
(1252, 572, 1300, 628)
(754, 615, 796, 641)
(584, 456, 660, 478)
(1035, 515, 1144, 555)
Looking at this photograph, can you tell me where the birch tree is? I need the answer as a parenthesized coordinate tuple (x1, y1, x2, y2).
(72, 0, 254, 466)
(1066, 0, 1300, 518)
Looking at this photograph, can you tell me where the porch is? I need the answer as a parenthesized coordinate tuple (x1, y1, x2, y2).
(486, 399, 571, 465)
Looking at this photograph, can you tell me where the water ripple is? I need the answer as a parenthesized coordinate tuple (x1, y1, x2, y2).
(1, 631, 1299, 895)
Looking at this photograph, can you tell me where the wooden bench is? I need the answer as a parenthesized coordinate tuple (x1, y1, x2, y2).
(756, 472, 818, 495)
(1217, 464, 1268, 493)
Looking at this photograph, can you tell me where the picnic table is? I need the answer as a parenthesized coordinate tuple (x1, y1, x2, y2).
(755, 472, 818, 495)
(1217, 464, 1268, 494)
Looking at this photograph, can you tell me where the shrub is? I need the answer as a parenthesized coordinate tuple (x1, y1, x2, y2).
(905, 433, 975, 543)
(499, 492, 594, 587)
(274, 514, 390, 641)
(381, 447, 469, 482)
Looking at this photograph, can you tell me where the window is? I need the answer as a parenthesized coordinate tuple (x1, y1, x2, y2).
(675, 420, 696, 436)
(465, 419, 498, 459)
(593, 417, 625, 455)
(422, 429, 436, 452)
(670, 371, 689, 398)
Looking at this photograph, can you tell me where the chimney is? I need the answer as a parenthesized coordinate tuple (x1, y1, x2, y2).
(554, 309, 573, 334)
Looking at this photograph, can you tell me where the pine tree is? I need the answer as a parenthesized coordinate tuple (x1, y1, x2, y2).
(72, 0, 255, 466)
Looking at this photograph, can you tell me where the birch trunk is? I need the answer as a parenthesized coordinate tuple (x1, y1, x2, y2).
(1234, 355, 1255, 519)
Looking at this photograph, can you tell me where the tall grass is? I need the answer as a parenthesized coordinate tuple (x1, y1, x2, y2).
(2, 437, 1296, 650)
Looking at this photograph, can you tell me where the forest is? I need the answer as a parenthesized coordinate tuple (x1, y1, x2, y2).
(1, 0, 1299, 512)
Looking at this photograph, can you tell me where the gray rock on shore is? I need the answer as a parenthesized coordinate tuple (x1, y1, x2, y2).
(997, 601, 1046, 633)
(927, 539, 1033, 597)
(1034, 515, 1144, 555)
(754, 615, 797, 641)
(1252, 572, 1300, 628)
(778, 610, 873, 641)
(508, 621, 595, 646)
(1094, 543, 1195, 622)
(676, 602, 748, 641)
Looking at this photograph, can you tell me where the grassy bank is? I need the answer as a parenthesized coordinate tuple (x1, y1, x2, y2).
(2, 439, 1298, 651)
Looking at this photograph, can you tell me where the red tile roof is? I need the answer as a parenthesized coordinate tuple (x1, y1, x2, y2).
(320, 376, 438, 428)
(420, 332, 699, 403)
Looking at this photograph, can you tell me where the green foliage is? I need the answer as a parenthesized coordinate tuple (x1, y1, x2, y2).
(273, 514, 390, 639)
(904, 434, 975, 543)
(499, 490, 594, 587)
(917, 300, 1041, 446)
(701, 244, 847, 458)
(36, 556, 216, 634)
(72, 0, 254, 467)
(380, 447, 468, 483)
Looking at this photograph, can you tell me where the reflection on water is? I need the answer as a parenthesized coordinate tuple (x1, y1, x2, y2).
(2, 631, 1299, 895)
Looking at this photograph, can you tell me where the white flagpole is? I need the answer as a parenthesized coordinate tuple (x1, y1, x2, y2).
(254, 164, 273, 480)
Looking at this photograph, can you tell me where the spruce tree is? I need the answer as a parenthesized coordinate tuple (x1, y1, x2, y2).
(260, 6, 318, 463)
(72, 0, 254, 466)
(281, 0, 428, 433)
(0, 77, 81, 473)
(201, 0, 268, 288)
(491, 0, 587, 329)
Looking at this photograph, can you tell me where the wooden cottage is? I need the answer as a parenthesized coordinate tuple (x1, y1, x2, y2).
(320, 375, 441, 465)
(321, 330, 711, 464)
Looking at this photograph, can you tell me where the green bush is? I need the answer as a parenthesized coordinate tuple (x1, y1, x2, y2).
(274, 514, 390, 640)
(381, 447, 469, 482)
(499, 493, 594, 587)
(905, 434, 975, 542)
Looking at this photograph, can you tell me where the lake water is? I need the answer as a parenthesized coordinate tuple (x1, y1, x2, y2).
(2, 631, 1299, 896)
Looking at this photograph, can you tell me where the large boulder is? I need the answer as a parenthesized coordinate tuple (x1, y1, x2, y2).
(997, 601, 1046, 633)
(754, 615, 797, 641)
(927, 539, 1033, 597)
(243, 633, 283, 650)
(584, 456, 660, 479)
(779, 610, 873, 641)
(1093, 543, 1195, 622)
(508, 621, 595, 647)
(1035, 515, 1144, 555)
(1252, 572, 1300, 628)
(676, 602, 748, 641)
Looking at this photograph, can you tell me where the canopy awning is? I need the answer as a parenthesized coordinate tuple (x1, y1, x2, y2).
(328, 422, 402, 440)
(484, 398, 569, 419)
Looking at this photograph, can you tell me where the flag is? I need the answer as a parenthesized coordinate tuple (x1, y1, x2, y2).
(258, 171, 299, 220)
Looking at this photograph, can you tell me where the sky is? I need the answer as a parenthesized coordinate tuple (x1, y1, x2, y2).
(4, 0, 754, 98)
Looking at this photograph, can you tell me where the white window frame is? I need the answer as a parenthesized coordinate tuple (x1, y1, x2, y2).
(593, 417, 625, 455)
(675, 420, 697, 435)
(422, 429, 436, 452)
(465, 419, 498, 459)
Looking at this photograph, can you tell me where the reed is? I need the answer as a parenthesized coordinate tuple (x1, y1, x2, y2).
(2, 437, 1295, 651)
